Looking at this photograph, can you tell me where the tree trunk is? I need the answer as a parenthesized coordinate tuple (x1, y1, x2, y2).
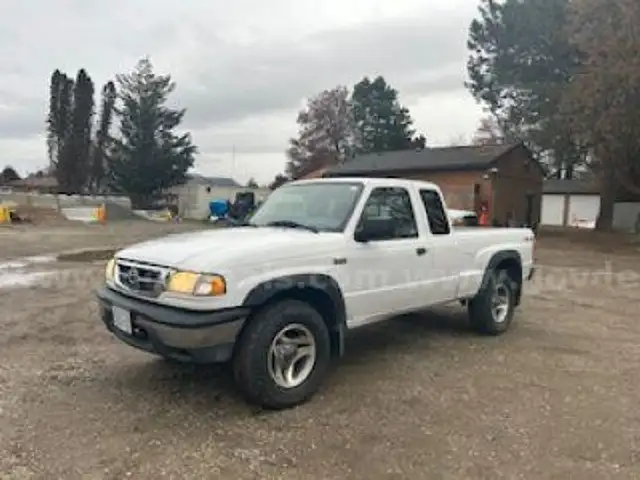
(595, 161, 615, 231)
(566, 163, 574, 179)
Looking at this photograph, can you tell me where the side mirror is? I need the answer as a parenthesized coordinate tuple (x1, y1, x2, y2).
(354, 218, 395, 242)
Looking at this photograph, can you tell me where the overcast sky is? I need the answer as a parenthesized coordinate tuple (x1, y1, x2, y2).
(0, 0, 484, 185)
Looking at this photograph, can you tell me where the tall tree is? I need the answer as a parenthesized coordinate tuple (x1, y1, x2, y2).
(561, 0, 640, 229)
(472, 115, 506, 145)
(53, 74, 75, 189)
(46, 70, 64, 168)
(72, 69, 95, 191)
(0, 166, 20, 183)
(286, 86, 359, 179)
(351, 76, 423, 154)
(246, 177, 259, 188)
(268, 173, 289, 190)
(466, 0, 584, 178)
(90, 80, 117, 192)
(108, 58, 197, 207)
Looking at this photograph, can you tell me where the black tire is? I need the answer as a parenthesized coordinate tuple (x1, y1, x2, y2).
(232, 299, 331, 410)
(468, 269, 517, 335)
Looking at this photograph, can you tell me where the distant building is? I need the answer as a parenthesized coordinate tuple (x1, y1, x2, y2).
(168, 173, 270, 220)
(6, 175, 58, 194)
(325, 142, 544, 227)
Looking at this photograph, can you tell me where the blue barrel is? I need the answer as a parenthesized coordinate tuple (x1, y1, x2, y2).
(209, 199, 228, 217)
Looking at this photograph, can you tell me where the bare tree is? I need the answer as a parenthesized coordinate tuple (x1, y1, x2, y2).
(286, 86, 360, 179)
(472, 116, 506, 145)
(562, 0, 640, 229)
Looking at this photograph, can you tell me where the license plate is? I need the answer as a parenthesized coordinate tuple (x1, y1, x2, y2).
(112, 306, 132, 334)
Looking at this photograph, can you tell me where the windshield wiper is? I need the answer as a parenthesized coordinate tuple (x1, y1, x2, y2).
(264, 220, 318, 233)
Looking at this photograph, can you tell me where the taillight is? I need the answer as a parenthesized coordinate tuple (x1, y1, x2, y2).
(525, 233, 536, 259)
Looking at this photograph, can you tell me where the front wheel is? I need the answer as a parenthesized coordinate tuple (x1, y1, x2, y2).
(468, 269, 517, 335)
(232, 299, 331, 409)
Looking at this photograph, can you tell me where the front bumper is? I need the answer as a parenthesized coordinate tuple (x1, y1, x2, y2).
(96, 286, 250, 363)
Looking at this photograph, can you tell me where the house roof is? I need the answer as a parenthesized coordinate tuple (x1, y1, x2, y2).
(324, 143, 527, 176)
(299, 167, 329, 180)
(9, 176, 58, 188)
(185, 174, 240, 187)
(543, 179, 600, 195)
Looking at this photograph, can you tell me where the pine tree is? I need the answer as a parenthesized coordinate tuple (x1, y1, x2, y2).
(46, 70, 63, 168)
(351, 76, 421, 154)
(54, 75, 74, 190)
(90, 81, 117, 192)
(108, 58, 196, 207)
(57, 69, 94, 192)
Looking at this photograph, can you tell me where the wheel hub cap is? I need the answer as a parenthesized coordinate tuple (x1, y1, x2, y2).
(268, 323, 317, 389)
(491, 284, 510, 323)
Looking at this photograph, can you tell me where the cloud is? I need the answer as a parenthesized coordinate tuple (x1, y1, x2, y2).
(0, 0, 482, 182)
(178, 11, 474, 129)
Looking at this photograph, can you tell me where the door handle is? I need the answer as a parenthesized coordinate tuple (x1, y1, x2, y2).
(416, 247, 427, 256)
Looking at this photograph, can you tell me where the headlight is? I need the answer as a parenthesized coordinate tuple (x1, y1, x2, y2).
(105, 258, 116, 281)
(166, 271, 226, 296)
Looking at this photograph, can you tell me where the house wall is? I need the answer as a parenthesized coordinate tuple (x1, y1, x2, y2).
(388, 151, 542, 227)
(0, 192, 131, 210)
(613, 202, 640, 232)
(540, 194, 640, 231)
(177, 185, 271, 220)
(492, 148, 543, 226)
(386, 169, 488, 212)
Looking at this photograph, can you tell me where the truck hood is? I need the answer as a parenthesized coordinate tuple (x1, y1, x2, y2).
(115, 227, 342, 271)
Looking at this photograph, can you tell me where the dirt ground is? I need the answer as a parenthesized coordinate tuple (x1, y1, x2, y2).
(1, 221, 639, 479)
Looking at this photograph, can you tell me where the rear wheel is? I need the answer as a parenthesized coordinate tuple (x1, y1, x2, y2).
(468, 269, 517, 335)
(232, 299, 331, 409)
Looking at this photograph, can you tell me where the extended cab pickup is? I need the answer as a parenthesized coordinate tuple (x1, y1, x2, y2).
(96, 177, 535, 409)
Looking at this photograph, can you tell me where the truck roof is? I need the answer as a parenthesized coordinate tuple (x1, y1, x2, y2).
(290, 176, 442, 192)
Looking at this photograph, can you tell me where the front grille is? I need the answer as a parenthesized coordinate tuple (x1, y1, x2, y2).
(115, 259, 170, 297)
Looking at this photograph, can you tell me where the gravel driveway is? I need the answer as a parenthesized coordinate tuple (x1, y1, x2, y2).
(1, 222, 639, 479)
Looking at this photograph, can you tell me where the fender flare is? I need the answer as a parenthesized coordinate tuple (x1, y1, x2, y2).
(478, 249, 523, 302)
(242, 274, 347, 356)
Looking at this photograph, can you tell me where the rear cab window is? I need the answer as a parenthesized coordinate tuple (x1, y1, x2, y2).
(418, 189, 451, 235)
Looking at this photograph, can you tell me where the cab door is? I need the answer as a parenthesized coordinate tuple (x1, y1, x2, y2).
(340, 186, 432, 327)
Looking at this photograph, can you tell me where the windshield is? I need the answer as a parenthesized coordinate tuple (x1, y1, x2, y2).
(248, 181, 364, 232)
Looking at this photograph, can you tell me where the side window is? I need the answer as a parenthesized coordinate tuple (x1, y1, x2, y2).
(419, 189, 450, 235)
(357, 187, 418, 240)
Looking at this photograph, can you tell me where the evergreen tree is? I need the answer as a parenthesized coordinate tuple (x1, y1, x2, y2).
(466, 0, 584, 177)
(351, 76, 422, 154)
(108, 58, 196, 207)
(56, 69, 94, 192)
(90, 80, 117, 192)
(46, 70, 64, 168)
(0, 166, 20, 183)
(54, 75, 74, 190)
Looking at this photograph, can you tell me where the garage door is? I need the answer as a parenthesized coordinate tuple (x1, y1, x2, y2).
(541, 195, 564, 225)
(568, 195, 600, 228)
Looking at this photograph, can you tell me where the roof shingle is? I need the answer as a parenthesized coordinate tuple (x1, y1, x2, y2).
(325, 143, 519, 176)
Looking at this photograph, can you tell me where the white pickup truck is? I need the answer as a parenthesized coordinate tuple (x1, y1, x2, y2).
(97, 177, 535, 409)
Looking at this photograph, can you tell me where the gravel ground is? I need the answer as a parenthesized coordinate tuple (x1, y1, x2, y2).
(1, 222, 640, 479)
